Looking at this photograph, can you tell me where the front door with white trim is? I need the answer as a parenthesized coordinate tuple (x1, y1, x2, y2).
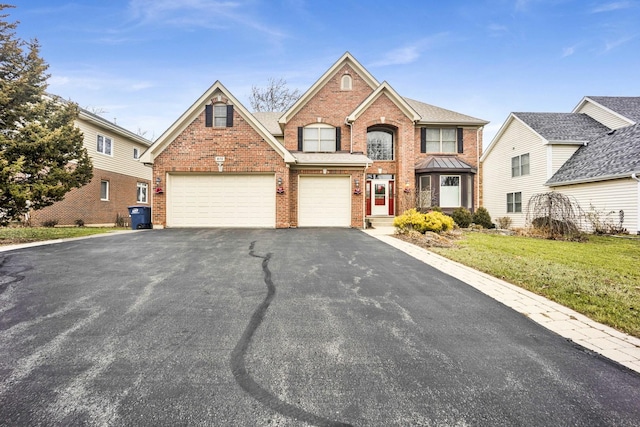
(371, 179, 389, 216)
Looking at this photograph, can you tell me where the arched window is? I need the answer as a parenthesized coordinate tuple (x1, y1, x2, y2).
(303, 123, 336, 152)
(341, 74, 352, 90)
(367, 128, 394, 160)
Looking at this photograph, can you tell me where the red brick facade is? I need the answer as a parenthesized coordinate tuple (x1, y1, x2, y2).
(143, 54, 486, 229)
(30, 168, 151, 226)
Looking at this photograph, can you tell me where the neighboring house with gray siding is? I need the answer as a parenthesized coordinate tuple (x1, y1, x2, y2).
(481, 96, 640, 234)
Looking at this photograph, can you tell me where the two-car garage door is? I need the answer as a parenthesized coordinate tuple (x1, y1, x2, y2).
(168, 174, 275, 227)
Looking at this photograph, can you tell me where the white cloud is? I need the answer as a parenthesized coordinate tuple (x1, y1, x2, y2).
(591, 1, 635, 13)
(603, 35, 635, 52)
(369, 34, 450, 67)
(126, 0, 286, 40)
(562, 46, 576, 57)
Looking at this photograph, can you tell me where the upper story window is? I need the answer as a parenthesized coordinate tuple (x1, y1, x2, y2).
(367, 128, 394, 160)
(97, 135, 112, 156)
(205, 104, 234, 127)
(512, 153, 530, 177)
(341, 74, 352, 90)
(133, 148, 139, 159)
(426, 128, 456, 153)
(214, 105, 227, 127)
(303, 124, 337, 152)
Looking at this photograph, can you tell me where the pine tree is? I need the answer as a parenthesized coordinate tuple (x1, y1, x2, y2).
(0, 5, 92, 225)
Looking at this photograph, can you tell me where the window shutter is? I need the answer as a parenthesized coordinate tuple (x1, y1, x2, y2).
(205, 105, 213, 127)
(226, 105, 234, 127)
(297, 127, 303, 151)
(420, 128, 426, 153)
(457, 128, 464, 153)
(336, 127, 341, 151)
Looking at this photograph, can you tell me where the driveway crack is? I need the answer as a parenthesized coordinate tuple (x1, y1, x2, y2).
(230, 241, 352, 427)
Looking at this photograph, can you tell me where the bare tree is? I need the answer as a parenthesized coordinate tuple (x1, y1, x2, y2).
(249, 77, 301, 112)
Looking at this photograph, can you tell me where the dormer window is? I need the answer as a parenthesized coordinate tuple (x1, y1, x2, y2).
(341, 74, 352, 90)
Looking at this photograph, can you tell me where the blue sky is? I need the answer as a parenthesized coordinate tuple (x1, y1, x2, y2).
(8, 0, 640, 146)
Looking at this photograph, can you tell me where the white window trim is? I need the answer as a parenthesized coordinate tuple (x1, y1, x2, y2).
(507, 191, 522, 213)
(439, 175, 461, 207)
(133, 147, 139, 159)
(137, 182, 148, 204)
(341, 74, 352, 90)
(97, 134, 113, 156)
(426, 128, 457, 153)
(214, 104, 227, 127)
(367, 128, 394, 161)
(303, 123, 336, 152)
(511, 153, 530, 177)
(100, 180, 109, 201)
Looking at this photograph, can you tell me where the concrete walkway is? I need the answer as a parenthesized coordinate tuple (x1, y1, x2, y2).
(364, 227, 640, 375)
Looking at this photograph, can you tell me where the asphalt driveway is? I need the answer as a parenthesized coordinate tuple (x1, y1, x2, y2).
(1, 228, 639, 426)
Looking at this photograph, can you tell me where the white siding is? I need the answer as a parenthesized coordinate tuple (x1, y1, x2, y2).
(482, 119, 550, 228)
(576, 102, 632, 130)
(550, 144, 581, 175)
(76, 118, 151, 180)
(554, 178, 638, 234)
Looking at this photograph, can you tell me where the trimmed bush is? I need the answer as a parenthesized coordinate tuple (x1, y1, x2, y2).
(472, 207, 494, 229)
(42, 219, 58, 228)
(451, 207, 473, 228)
(394, 208, 455, 234)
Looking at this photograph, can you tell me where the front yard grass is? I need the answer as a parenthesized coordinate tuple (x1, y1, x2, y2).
(0, 227, 126, 246)
(428, 232, 640, 338)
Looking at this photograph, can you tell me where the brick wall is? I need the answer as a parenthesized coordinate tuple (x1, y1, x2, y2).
(29, 168, 150, 226)
(152, 95, 289, 227)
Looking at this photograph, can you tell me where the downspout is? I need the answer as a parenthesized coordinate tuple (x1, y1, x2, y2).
(476, 126, 483, 212)
(632, 172, 640, 235)
(345, 117, 354, 154)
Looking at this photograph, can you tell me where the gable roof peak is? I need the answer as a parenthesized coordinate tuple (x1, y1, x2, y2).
(278, 52, 380, 125)
(139, 80, 294, 164)
(347, 81, 421, 122)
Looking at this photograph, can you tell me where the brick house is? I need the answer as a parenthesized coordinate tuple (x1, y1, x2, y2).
(140, 53, 487, 228)
(30, 108, 152, 226)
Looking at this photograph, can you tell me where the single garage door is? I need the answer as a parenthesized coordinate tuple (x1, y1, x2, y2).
(298, 176, 351, 227)
(168, 174, 275, 227)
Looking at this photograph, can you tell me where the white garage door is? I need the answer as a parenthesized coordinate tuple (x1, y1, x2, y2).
(168, 174, 275, 227)
(298, 176, 351, 227)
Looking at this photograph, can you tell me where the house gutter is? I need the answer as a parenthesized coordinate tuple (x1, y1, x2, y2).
(476, 126, 483, 212)
(632, 172, 640, 235)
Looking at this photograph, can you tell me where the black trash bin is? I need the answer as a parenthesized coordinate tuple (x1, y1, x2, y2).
(128, 206, 152, 229)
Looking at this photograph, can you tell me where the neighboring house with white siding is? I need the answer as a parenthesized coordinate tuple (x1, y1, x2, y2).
(30, 108, 152, 226)
(481, 96, 640, 234)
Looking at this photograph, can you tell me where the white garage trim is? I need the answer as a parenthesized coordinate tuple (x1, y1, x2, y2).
(167, 174, 275, 227)
(298, 176, 351, 227)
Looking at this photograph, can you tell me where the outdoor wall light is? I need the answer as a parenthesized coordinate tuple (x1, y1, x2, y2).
(404, 180, 411, 194)
(354, 178, 362, 195)
(155, 177, 161, 184)
(276, 176, 285, 194)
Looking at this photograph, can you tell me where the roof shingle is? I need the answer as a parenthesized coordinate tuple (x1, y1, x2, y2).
(514, 112, 610, 142)
(547, 123, 640, 185)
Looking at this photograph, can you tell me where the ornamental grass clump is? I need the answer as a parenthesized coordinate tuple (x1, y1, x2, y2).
(393, 208, 455, 234)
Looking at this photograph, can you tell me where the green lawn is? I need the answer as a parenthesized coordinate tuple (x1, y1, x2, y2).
(429, 232, 640, 338)
(0, 227, 126, 246)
